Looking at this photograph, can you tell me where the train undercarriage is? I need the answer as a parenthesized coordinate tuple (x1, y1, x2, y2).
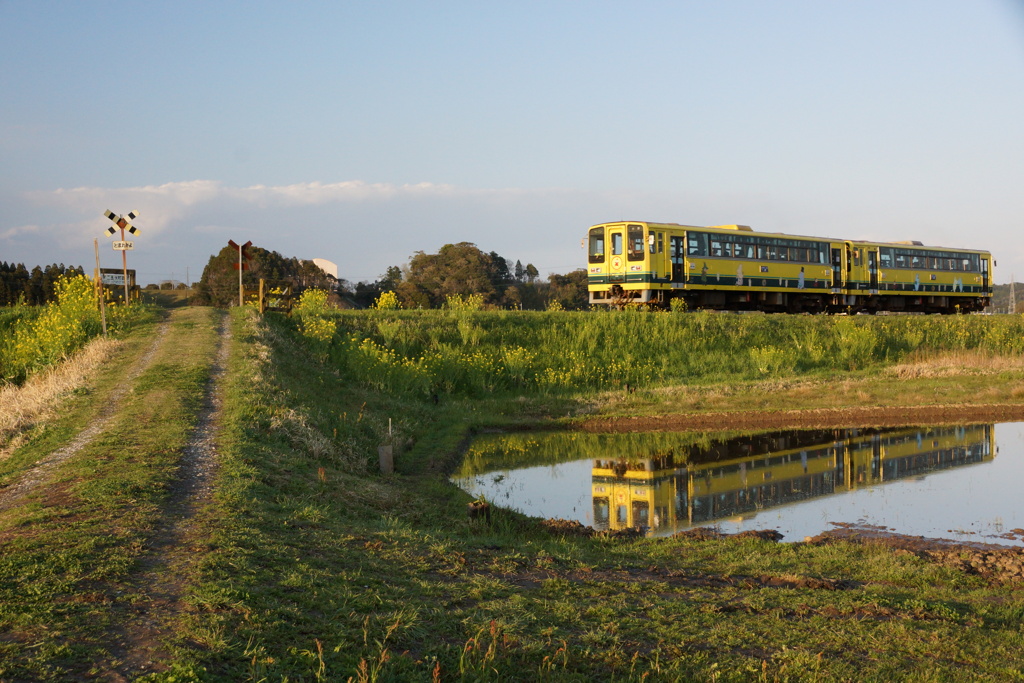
(600, 285, 988, 314)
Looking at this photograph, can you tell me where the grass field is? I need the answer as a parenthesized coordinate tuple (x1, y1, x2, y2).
(320, 308, 1024, 399)
(2, 305, 1024, 680)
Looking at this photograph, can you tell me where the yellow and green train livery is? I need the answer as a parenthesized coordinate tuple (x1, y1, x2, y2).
(586, 221, 992, 313)
(591, 424, 994, 535)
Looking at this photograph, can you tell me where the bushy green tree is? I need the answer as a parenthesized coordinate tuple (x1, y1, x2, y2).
(193, 245, 340, 307)
(395, 242, 501, 308)
(353, 265, 403, 308)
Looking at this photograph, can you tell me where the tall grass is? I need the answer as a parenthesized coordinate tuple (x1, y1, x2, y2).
(288, 307, 1024, 399)
(0, 275, 145, 385)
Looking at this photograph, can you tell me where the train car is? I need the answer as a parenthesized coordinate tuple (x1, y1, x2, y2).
(845, 240, 991, 313)
(586, 221, 992, 313)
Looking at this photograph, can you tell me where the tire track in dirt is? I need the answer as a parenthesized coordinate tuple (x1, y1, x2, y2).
(104, 311, 230, 681)
(0, 320, 171, 514)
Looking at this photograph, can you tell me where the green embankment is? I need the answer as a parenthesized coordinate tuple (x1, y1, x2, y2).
(2, 307, 1024, 680)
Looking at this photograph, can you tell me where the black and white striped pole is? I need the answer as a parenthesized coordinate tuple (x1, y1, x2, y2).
(103, 210, 140, 303)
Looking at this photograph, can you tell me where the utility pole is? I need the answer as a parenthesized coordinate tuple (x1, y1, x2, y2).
(93, 239, 107, 336)
(1010, 277, 1017, 315)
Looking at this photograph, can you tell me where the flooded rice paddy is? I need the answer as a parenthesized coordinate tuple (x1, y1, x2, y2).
(453, 422, 1024, 546)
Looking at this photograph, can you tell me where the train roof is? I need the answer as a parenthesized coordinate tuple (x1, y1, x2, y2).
(846, 238, 991, 255)
(589, 221, 990, 254)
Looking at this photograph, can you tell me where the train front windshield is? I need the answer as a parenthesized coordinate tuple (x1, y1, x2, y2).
(589, 228, 605, 263)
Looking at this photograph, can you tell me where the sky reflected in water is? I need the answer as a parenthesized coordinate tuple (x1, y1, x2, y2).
(453, 423, 1024, 545)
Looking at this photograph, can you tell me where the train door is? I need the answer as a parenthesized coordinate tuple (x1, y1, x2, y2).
(982, 257, 989, 292)
(868, 249, 879, 292)
(608, 227, 625, 283)
(830, 247, 843, 290)
(670, 236, 685, 282)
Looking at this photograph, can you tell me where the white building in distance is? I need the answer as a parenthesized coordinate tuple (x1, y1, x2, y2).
(311, 258, 338, 278)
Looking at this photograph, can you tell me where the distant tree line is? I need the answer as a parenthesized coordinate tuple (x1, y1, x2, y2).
(192, 241, 588, 310)
(347, 242, 588, 310)
(193, 245, 339, 307)
(0, 262, 86, 306)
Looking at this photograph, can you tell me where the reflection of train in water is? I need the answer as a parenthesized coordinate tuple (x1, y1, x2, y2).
(586, 221, 993, 313)
(591, 425, 995, 535)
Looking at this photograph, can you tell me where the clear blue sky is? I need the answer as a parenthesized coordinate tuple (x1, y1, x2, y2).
(2, 1, 1023, 285)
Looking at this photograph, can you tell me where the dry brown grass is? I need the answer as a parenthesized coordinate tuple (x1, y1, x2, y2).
(884, 350, 1024, 379)
(0, 336, 122, 458)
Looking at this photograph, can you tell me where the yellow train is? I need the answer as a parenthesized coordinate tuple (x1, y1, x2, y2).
(591, 424, 995, 534)
(586, 221, 993, 313)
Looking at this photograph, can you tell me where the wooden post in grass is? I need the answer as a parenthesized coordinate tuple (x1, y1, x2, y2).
(378, 444, 393, 474)
(378, 418, 394, 474)
(93, 239, 107, 336)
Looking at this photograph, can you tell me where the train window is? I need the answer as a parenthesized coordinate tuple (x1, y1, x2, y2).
(657, 232, 664, 254)
(611, 232, 623, 256)
(711, 240, 724, 257)
(962, 259, 971, 271)
(911, 255, 921, 269)
(687, 233, 707, 256)
(627, 224, 645, 261)
(895, 253, 906, 268)
(757, 245, 767, 259)
(778, 247, 789, 261)
(947, 259, 955, 271)
(880, 251, 892, 268)
(745, 244, 755, 259)
(588, 229, 605, 264)
(767, 245, 778, 260)
(671, 236, 685, 263)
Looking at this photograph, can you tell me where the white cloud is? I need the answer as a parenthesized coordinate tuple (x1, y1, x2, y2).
(0, 224, 39, 240)
(29, 180, 534, 229)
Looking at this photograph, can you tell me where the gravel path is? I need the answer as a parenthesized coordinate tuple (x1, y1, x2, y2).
(0, 320, 170, 513)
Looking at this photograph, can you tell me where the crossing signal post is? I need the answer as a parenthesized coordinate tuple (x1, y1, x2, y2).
(228, 240, 252, 307)
(102, 210, 140, 303)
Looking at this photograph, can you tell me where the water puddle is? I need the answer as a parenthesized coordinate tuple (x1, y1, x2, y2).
(453, 423, 1024, 545)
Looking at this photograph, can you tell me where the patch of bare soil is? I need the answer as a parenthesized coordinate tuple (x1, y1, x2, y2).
(579, 403, 1024, 433)
(0, 321, 170, 514)
(807, 523, 1024, 585)
(103, 312, 230, 681)
(539, 518, 645, 539)
(541, 516, 1024, 589)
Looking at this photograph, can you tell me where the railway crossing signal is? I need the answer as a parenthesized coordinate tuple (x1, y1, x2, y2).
(103, 210, 140, 236)
(228, 240, 253, 306)
(102, 210, 141, 303)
